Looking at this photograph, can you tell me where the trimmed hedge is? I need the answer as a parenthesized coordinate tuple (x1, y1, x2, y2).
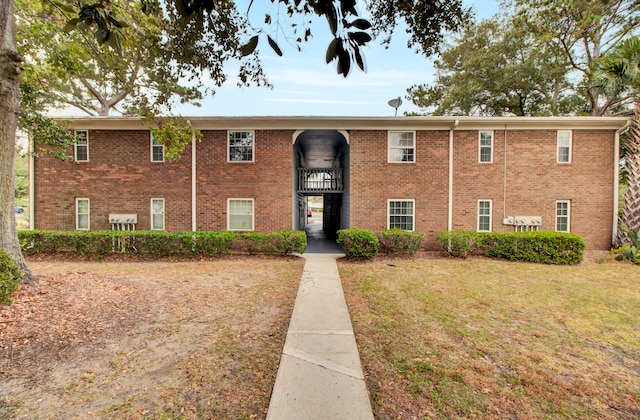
(0, 249, 22, 305)
(378, 229, 424, 256)
(437, 230, 586, 265)
(19, 230, 306, 258)
(337, 228, 379, 258)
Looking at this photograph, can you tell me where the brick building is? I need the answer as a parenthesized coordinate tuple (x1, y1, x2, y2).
(30, 116, 629, 250)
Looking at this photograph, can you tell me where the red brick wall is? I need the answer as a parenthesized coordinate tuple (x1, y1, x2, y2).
(452, 129, 615, 249)
(349, 130, 450, 249)
(196, 130, 293, 232)
(34, 130, 192, 231)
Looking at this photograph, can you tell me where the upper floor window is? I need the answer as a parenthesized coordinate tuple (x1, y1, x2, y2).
(228, 198, 254, 231)
(74, 130, 88, 162)
(388, 131, 415, 163)
(557, 130, 572, 163)
(477, 199, 492, 232)
(151, 133, 164, 162)
(76, 198, 90, 230)
(479, 131, 493, 163)
(151, 198, 165, 230)
(388, 199, 415, 231)
(228, 131, 254, 162)
(556, 200, 570, 232)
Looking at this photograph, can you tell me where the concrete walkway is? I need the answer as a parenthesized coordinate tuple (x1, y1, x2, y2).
(266, 251, 374, 419)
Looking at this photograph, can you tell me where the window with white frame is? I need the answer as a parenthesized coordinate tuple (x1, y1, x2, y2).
(556, 200, 570, 232)
(228, 131, 254, 162)
(388, 199, 415, 231)
(557, 130, 572, 163)
(477, 200, 492, 232)
(76, 198, 90, 230)
(151, 133, 164, 162)
(479, 131, 493, 163)
(151, 198, 165, 230)
(74, 130, 88, 162)
(228, 199, 254, 231)
(388, 131, 415, 162)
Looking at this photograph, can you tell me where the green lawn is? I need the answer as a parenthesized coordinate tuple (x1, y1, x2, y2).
(339, 257, 640, 419)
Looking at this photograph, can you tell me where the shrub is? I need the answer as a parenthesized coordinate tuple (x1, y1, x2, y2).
(266, 230, 307, 255)
(18, 229, 306, 258)
(0, 249, 23, 305)
(436, 231, 482, 258)
(437, 230, 585, 264)
(612, 223, 640, 264)
(337, 228, 379, 259)
(379, 229, 424, 255)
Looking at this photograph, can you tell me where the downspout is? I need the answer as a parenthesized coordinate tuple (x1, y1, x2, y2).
(503, 125, 508, 220)
(29, 133, 34, 230)
(191, 124, 197, 232)
(614, 120, 632, 244)
(448, 119, 459, 233)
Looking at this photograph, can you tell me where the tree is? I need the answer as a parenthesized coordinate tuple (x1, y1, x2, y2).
(408, 17, 585, 116)
(514, 0, 640, 116)
(593, 36, 640, 241)
(0, 0, 36, 284)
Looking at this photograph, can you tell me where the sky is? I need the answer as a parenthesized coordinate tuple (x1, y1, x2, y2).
(175, 0, 501, 117)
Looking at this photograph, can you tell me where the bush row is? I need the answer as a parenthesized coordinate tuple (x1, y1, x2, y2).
(436, 230, 586, 264)
(337, 228, 425, 258)
(18, 230, 306, 258)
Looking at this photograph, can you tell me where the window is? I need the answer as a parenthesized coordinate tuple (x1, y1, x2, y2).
(477, 200, 492, 232)
(228, 199, 254, 231)
(479, 131, 493, 163)
(388, 131, 415, 162)
(151, 133, 164, 162)
(228, 131, 254, 162)
(388, 199, 415, 231)
(151, 198, 165, 230)
(74, 130, 88, 162)
(76, 198, 90, 230)
(556, 200, 570, 232)
(557, 130, 572, 163)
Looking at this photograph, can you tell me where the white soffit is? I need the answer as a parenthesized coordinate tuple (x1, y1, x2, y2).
(58, 115, 630, 131)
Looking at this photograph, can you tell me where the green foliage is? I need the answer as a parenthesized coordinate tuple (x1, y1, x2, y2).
(437, 231, 586, 264)
(337, 228, 379, 259)
(436, 231, 483, 258)
(378, 229, 424, 256)
(408, 16, 584, 116)
(613, 223, 640, 263)
(147, 116, 203, 162)
(0, 249, 23, 306)
(19, 230, 306, 258)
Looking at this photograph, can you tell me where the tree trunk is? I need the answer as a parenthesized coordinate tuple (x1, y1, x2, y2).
(618, 102, 640, 245)
(0, 0, 36, 285)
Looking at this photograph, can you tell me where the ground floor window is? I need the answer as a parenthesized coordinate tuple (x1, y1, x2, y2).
(76, 198, 90, 230)
(556, 200, 570, 232)
(228, 199, 254, 231)
(478, 199, 492, 232)
(151, 198, 165, 230)
(388, 199, 415, 231)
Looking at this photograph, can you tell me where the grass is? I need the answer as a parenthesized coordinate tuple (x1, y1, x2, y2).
(339, 257, 640, 419)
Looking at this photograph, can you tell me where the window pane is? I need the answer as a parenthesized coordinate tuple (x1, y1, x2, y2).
(389, 201, 414, 230)
(78, 214, 88, 229)
(557, 202, 569, 231)
(558, 147, 570, 162)
(76, 145, 87, 161)
(229, 214, 253, 230)
(77, 200, 89, 213)
(229, 132, 254, 162)
(152, 214, 164, 230)
(153, 199, 164, 214)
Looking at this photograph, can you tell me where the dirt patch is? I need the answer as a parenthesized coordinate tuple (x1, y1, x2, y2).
(0, 257, 304, 419)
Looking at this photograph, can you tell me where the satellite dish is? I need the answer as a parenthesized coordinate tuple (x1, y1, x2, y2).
(388, 97, 402, 116)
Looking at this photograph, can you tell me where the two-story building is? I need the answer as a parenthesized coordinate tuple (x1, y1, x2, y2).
(29, 116, 630, 249)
